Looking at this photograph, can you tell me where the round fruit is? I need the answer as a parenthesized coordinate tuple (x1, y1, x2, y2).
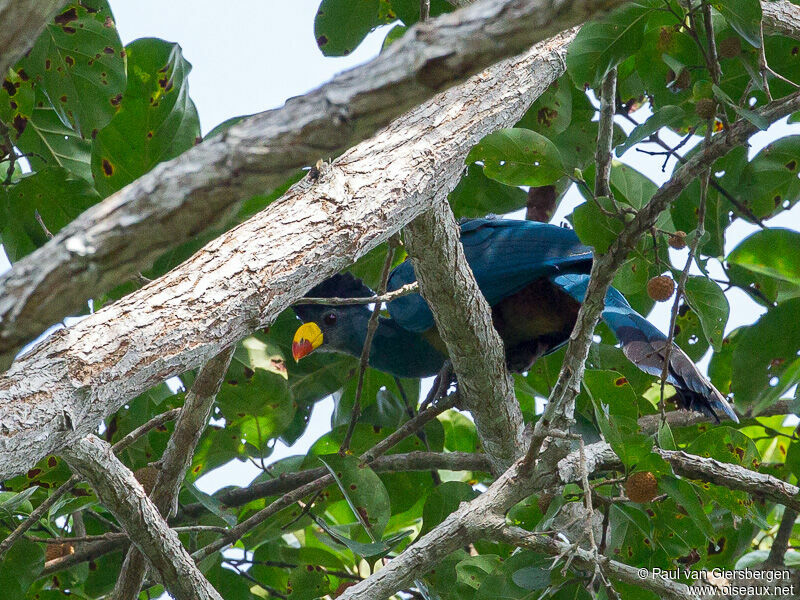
(695, 98, 717, 120)
(718, 37, 742, 59)
(626, 471, 659, 503)
(668, 231, 687, 249)
(647, 275, 676, 302)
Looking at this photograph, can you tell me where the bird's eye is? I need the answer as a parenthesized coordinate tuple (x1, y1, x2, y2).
(323, 312, 337, 326)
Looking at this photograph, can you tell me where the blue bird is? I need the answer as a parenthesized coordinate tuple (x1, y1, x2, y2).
(292, 217, 738, 423)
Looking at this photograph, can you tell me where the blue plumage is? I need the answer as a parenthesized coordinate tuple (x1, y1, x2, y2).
(293, 217, 738, 423)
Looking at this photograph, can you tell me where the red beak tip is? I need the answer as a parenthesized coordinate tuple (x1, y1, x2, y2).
(292, 340, 312, 361)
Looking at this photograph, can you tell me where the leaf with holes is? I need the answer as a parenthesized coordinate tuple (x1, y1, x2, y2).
(91, 38, 200, 196)
(731, 298, 800, 409)
(466, 128, 564, 187)
(683, 276, 729, 351)
(727, 228, 800, 288)
(17, 2, 126, 137)
(319, 453, 391, 540)
(314, 0, 382, 57)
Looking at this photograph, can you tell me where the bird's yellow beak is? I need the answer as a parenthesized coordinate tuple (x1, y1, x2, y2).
(292, 322, 323, 361)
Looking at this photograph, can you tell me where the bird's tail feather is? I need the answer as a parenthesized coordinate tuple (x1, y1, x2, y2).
(553, 274, 738, 423)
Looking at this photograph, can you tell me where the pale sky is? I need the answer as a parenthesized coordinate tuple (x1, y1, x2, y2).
(2, 5, 799, 581)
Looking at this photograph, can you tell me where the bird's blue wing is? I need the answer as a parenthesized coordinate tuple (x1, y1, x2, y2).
(387, 218, 593, 332)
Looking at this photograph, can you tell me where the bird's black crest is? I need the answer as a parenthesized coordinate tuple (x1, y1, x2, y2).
(304, 272, 374, 299)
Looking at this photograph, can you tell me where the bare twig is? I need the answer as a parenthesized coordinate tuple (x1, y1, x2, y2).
(658, 123, 711, 421)
(295, 283, 418, 306)
(340, 241, 397, 453)
(766, 508, 798, 566)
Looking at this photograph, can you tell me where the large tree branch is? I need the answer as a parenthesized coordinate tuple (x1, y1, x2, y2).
(0, 0, 625, 372)
(180, 450, 490, 518)
(0, 28, 575, 481)
(113, 346, 234, 600)
(0, 1, 66, 76)
(60, 435, 223, 600)
(404, 203, 524, 473)
(763, 0, 800, 40)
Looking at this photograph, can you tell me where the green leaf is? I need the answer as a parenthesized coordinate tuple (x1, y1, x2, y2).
(659, 475, 715, 540)
(455, 555, 502, 590)
(314, 0, 381, 57)
(91, 38, 200, 196)
(448, 164, 528, 219)
(0, 538, 44, 599)
(319, 454, 391, 540)
(739, 136, 800, 219)
(1, 166, 100, 261)
(711, 0, 762, 47)
(688, 426, 761, 468)
(286, 564, 331, 600)
(389, 0, 454, 25)
(572, 196, 623, 254)
(751, 355, 800, 415)
(516, 77, 573, 136)
(466, 128, 564, 187)
(728, 228, 800, 288)
(421, 481, 478, 536)
(511, 566, 550, 591)
(17, 2, 126, 137)
(566, 1, 657, 88)
(712, 84, 768, 130)
(732, 298, 800, 409)
(0, 486, 39, 515)
(185, 484, 237, 526)
(683, 276, 729, 351)
(314, 517, 412, 557)
(615, 105, 687, 156)
(440, 411, 478, 454)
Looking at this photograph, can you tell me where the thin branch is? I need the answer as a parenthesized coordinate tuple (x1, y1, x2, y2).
(340, 242, 397, 453)
(766, 509, 798, 566)
(295, 283, 418, 306)
(595, 67, 617, 199)
(113, 346, 235, 600)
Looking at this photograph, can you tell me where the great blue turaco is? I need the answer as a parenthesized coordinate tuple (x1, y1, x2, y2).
(291, 217, 738, 423)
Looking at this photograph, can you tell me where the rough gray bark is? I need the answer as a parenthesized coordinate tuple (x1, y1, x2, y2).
(0, 29, 575, 482)
(763, 0, 800, 40)
(0, 1, 66, 76)
(404, 202, 524, 473)
(60, 436, 223, 600)
(113, 346, 235, 600)
(0, 0, 625, 372)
